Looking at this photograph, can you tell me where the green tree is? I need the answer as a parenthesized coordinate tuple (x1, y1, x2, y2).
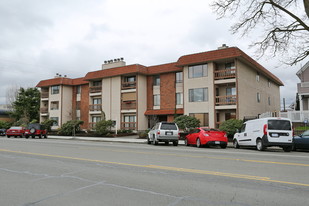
(95, 120, 114, 136)
(219, 119, 243, 138)
(174, 115, 200, 130)
(212, 0, 309, 65)
(10, 87, 40, 123)
(58, 120, 84, 136)
(0, 120, 12, 129)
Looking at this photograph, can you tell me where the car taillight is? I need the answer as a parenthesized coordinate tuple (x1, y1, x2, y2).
(263, 124, 267, 135)
(157, 131, 160, 135)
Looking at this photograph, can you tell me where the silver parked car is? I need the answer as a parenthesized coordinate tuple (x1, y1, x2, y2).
(148, 122, 179, 146)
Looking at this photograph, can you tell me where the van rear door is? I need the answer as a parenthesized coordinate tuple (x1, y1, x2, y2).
(267, 119, 292, 143)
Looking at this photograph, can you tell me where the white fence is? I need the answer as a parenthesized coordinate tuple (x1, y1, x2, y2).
(279, 111, 309, 122)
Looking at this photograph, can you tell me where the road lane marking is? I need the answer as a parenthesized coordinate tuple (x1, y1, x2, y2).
(0, 148, 308, 187)
(78, 147, 309, 167)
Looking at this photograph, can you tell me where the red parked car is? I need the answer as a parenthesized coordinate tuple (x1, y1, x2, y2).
(185, 127, 228, 148)
(6, 126, 25, 138)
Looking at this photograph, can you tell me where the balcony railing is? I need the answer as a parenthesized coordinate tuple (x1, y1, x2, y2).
(121, 122, 137, 130)
(122, 81, 136, 90)
(215, 95, 237, 105)
(90, 86, 102, 93)
(214, 69, 236, 80)
(40, 107, 48, 113)
(121, 101, 137, 110)
(41, 92, 49, 98)
(89, 104, 102, 111)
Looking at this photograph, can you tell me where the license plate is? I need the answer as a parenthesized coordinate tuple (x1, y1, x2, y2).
(215, 141, 220, 144)
(166, 132, 172, 135)
(272, 133, 279, 137)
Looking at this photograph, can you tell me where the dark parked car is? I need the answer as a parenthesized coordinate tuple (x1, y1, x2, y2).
(6, 126, 25, 138)
(293, 130, 309, 150)
(25, 123, 47, 138)
(0, 128, 6, 136)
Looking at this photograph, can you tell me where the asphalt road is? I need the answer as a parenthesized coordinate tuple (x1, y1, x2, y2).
(0, 137, 308, 206)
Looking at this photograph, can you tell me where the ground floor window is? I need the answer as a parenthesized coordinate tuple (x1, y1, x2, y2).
(50, 117, 59, 126)
(189, 113, 209, 126)
(123, 114, 136, 130)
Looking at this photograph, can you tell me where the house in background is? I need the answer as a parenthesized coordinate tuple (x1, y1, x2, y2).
(281, 61, 309, 123)
(36, 45, 283, 131)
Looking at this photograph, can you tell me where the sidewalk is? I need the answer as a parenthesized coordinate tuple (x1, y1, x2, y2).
(48, 135, 234, 147)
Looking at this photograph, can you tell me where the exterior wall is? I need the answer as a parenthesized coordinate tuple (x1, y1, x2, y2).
(102, 77, 121, 129)
(61, 85, 73, 126)
(237, 60, 280, 119)
(80, 84, 89, 130)
(183, 63, 215, 127)
(147, 76, 154, 110)
(137, 74, 148, 130)
(160, 73, 176, 110)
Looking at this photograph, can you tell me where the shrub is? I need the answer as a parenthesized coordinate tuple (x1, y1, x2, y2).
(58, 120, 84, 136)
(95, 120, 114, 136)
(219, 119, 243, 138)
(41, 119, 57, 132)
(0, 120, 12, 129)
(174, 115, 200, 131)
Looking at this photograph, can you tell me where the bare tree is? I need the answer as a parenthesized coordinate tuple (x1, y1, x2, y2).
(211, 0, 309, 65)
(5, 84, 19, 111)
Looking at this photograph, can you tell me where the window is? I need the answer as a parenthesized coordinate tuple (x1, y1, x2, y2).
(92, 81, 102, 86)
(124, 76, 136, 82)
(92, 116, 101, 123)
(50, 117, 59, 126)
(153, 75, 160, 86)
(51, 85, 60, 94)
(257, 92, 261, 103)
(76, 101, 81, 110)
(226, 87, 236, 95)
(176, 93, 183, 105)
(92, 98, 101, 105)
(76, 85, 81, 94)
(189, 113, 209, 126)
(189, 88, 208, 102)
(225, 62, 235, 70)
(188, 64, 208, 78)
(123, 115, 136, 129)
(268, 97, 271, 105)
(176, 72, 183, 83)
(256, 72, 260, 82)
(50, 101, 59, 110)
(268, 80, 271, 87)
(154, 94, 160, 106)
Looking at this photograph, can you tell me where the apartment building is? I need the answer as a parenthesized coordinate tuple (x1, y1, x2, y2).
(36, 46, 283, 131)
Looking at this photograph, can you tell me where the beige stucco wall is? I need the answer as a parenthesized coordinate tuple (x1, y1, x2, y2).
(183, 63, 215, 127)
(61, 85, 73, 124)
(237, 60, 281, 119)
(137, 74, 148, 130)
(102, 77, 121, 129)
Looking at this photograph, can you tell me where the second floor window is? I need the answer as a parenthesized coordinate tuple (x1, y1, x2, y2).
(189, 88, 208, 102)
(153, 75, 160, 86)
(93, 81, 102, 86)
(188, 64, 208, 78)
(176, 93, 183, 105)
(124, 76, 136, 82)
(176, 72, 183, 83)
(50, 101, 59, 110)
(51, 85, 60, 94)
(154, 94, 160, 106)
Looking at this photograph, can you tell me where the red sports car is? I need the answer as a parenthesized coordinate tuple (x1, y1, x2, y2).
(185, 127, 228, 148)
(6, 126, 25, 138)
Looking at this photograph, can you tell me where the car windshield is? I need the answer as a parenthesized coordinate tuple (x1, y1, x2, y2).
(160, 123, 177, 130)
(27, 124, 42, 129)
(268, 120, 291, 130)
(10, 127, 22, 130)
(202, 128, 219, 132)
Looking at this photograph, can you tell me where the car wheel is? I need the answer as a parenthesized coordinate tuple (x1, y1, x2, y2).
(147, 136, 151, 144)
(31, 135, 35, 139)
(196, 138, 202, 148)
(44, 134, 47, 138)
(173, 141, 178, 146)
(184, 138, 189, 146)
(7, 135, 10, 138)
(233, 140, 240, 149)
(220, 144, 227, 149)
(283, 146, 292, 152)
(25, 135, 29, 139)
(256, 139, 265, 151)
(152, 135, 158, 145)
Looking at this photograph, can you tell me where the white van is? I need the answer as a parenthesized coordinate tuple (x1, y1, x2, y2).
(233, 117, 293, 152)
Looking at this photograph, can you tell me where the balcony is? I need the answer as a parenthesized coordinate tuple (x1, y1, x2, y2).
(121, 122, 136, 130)
(89, 104, 102, 111)
(41, 92, 49, 99)
(215, 95, 237, 106)
(122, 81, 136, 90)
(121, 101, 137, 110)
(40, 107, 49, 113)
(214, 69, 236, 80)
(89, 86, 102, 93)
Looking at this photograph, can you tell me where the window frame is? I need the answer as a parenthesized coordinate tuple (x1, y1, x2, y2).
(51, 85, 60, 95)
(189, 88, 208, 102)
(188, 64, 208, 79)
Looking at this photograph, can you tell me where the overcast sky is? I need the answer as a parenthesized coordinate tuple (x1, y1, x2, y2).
(0, 0, 306, 109)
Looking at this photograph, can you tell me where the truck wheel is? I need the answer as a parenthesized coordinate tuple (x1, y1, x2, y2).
(256, 139, 265, 151)
(233, 140, 240, 149)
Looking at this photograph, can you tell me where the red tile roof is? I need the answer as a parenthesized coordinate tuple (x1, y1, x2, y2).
(144, 109, 184, 115)
(36, 77, 88, 87)
(176, 47, 283, 86)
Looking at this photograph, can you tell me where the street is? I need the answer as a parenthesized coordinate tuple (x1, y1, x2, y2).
(0, 137, 308, 206)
